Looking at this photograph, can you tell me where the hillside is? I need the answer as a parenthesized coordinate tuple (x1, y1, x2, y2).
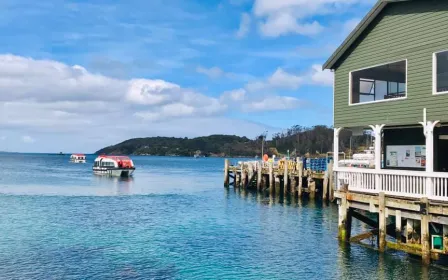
(95, 125, 370, 157)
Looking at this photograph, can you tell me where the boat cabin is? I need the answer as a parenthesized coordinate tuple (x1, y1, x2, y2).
(93, 155, 135, 177)
(70, 154, 86, 163)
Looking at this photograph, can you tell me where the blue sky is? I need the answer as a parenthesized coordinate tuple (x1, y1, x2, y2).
(0, 0, 375, 153)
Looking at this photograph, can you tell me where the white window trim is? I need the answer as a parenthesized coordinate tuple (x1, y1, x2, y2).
(348, 59, 408, 106)
(433, 50, 448, 95)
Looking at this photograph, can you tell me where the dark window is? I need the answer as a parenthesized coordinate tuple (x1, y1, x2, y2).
(436, 51, 448, 93)
(351, 60, 406, 104)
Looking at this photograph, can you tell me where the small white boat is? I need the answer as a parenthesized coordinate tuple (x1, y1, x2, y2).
(93, 155, 135, 177)
(70, 154, 86, 163)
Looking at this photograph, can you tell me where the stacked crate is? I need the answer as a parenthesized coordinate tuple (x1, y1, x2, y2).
(305, 157, 328, 172)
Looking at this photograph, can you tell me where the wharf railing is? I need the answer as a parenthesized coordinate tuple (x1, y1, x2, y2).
(335, 167, 448, 202)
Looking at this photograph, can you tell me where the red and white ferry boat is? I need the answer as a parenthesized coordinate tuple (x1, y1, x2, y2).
(93, 155, 135, 177)
(70, 154, 86, 163)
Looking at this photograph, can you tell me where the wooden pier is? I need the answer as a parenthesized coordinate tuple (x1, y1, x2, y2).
(223, 158, 335, 201)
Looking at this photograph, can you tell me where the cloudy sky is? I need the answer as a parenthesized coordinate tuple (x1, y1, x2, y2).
(0, 0, 375, 153)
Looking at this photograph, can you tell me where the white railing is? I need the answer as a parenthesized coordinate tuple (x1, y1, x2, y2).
(335, 167, 448, 202)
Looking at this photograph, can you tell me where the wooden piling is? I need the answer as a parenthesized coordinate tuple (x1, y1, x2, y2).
(396, 210, 402, 243)
(290, 177, 296, 195)
(269, 162, 274, 194)
(323, 172, 329, 201)
(378, 192, 386, 252)
(338, 190, 348, 241)
(235, 169, 240, 188)
(298, 161, 303, 198)
(421, 197, 430, 265)
(283, 165, 288, 196)
(275, 175, 281, 195)
(328, 161, 334, 201)
(309, 177, 316, 199)
(257, 161, 262, 192)
(224, 159, 230, 187)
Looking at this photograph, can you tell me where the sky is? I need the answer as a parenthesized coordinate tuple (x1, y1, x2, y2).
(0, 0, 376, 153)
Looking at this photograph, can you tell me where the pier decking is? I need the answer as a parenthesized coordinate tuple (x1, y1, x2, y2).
(224, 158, 334, 201)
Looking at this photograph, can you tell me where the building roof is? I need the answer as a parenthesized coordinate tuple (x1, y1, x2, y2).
(323, 0, 411, 70)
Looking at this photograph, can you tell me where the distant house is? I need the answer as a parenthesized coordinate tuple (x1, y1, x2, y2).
(324, 0, 448, 173)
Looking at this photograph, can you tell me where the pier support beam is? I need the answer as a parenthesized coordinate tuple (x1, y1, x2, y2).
(323, 172, 329, 201)
(284, 166, 288, 196)
(378, 192, 386, 252)
(396, 210, 402, 243)
(257, 161, 262, 192)
(328, 161, 334, 201)
(298, 161, 303, 198)
(421, 198, 431, 265)
(224, 159, 230, 187)
(269, 162, 274, 194)
(309, 177, 316, 199)
(275, 176, 281, 195)
(338, 191, 349, 241)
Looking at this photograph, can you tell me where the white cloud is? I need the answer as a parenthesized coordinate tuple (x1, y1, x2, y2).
(245, 65, 333, 92)
(22, 136, 35, 143)
(196, 66, 225, 79)
(244, 96, 304, 112)
(268, 68, 303, 89)
(220, 88, 247, 102)
(252, 0, 366, 38)
(310, 64, 333, 86)
(259, 13, 323, 37)
(236, 12, 251, 38)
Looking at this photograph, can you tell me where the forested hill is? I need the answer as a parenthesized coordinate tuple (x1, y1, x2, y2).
(95, 125, 370, 157)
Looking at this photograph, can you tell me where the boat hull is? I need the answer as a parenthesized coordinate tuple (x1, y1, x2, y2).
(70, 159, 86, 164)
(93, 167, 135, 177)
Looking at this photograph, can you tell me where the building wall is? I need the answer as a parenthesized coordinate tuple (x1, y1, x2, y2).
(334, 0, 448, 128)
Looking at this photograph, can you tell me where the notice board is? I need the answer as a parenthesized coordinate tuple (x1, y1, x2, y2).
(385, 145, 426, 168)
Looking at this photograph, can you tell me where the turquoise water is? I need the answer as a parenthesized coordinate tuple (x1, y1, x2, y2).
(0, 154, 447, 279)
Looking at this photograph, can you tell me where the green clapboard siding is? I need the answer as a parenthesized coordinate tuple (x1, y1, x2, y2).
(334, 0, 448, 128)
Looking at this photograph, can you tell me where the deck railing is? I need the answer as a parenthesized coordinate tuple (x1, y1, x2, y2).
(335, 167, 448, 202)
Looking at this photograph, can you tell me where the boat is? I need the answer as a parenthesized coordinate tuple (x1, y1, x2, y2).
(70, 154, 86, 163)
(93, 155, 135, 177)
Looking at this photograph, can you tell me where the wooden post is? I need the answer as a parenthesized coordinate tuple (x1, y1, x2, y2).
(298, 161, 303, 198)
(235, 164, 241, 188)
(275, 175, 281, 195)
(328, 161, 334, 201)
(309, 177, 316, 199)
(396, 210, 402, 243)
(323, 172, 329, 201)
(269, 161, 274, 194)
(290, 177, 296, 196)
(224, 159, 230, 187)
(338, 193, 348, 241)
(257, 161, 262, 192)
(443, 225, 448, 254)
(378, 192, 386, 252)
(284, 164, 288, 196)
(421, 198, 430, 265)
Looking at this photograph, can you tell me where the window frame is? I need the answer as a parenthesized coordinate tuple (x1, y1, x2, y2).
(433, 50, 448, 95)
(348, 59, 408, 106)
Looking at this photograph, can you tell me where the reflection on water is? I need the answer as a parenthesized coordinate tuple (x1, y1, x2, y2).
(93, 175, 134, 195)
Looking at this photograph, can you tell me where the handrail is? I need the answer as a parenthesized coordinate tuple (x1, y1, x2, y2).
(335, 167, 448, 179)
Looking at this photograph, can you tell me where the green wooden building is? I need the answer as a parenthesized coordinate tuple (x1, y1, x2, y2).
(324, 0, 448, 264)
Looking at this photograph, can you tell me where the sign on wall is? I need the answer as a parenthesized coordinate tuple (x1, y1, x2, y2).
(386, 145, 426, 168)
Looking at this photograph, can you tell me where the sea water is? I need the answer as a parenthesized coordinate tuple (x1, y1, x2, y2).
(0, 153, 447, 279)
